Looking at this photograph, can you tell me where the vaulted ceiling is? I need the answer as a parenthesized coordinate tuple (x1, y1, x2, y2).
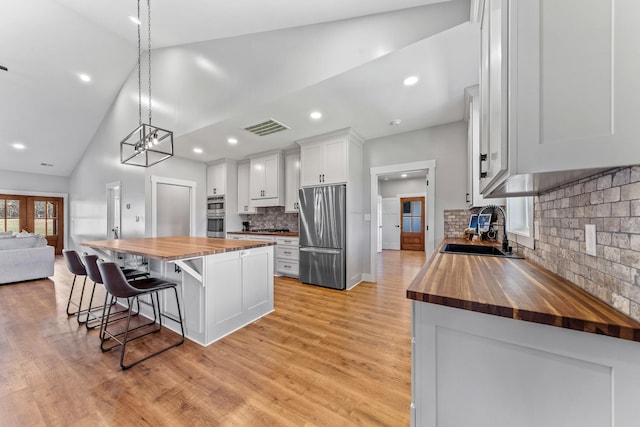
(0, 0, 479, 177)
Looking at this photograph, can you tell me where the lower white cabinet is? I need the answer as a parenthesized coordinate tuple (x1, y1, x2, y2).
(412, 301, 640, 427)
(275, 236, 299, 278)
(206, 247, 273, 344)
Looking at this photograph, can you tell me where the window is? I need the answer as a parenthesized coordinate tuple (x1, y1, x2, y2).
(33, 200, 58, 236)
(507, 196, 534, 249)
(0, 199, 21, 233)
(402, 200, 422, 232)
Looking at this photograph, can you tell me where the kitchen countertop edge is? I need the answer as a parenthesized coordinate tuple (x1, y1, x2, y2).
(407, 238, 640, 343)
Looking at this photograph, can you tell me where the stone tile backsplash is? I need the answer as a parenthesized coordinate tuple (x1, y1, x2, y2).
(240, 206, 299, 232)
(513, 165, 640, 321)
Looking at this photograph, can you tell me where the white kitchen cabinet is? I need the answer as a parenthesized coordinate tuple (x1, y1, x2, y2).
(299, 136, 347, 187)
(249, 152, 284, 207)
(275, 236, 299, 278)
(237, 161, 257, 214)
(284, 150, 300, 213)
(465, 85, 503, 208)
(207, 162, 226, 196)
(478, 0, 640, 197)
(206, 246, 273, 345)
(411, 301, 640, 427)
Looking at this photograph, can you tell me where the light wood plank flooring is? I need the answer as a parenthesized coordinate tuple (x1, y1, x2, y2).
(0, 250, 426, 426)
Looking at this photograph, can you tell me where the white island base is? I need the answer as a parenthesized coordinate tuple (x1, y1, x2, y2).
(156, 245, 274, 346)
(412, 302, 640, 427)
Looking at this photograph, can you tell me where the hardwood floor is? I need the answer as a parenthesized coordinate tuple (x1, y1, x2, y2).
(0, 250, 426, 426)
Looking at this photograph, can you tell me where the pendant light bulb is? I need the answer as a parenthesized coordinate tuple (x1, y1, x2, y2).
(152, 132, 159, 145)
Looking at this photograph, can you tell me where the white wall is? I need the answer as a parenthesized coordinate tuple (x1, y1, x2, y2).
(0, 170, 69, 194)
(379, 177, 425, 197)
(67, 72, 207, 251)
(364, 121, 467, 271)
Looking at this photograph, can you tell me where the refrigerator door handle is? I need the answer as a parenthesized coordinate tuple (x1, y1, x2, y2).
(299, 247, 341, 255)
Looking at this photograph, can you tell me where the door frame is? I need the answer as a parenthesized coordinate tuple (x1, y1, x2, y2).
(0, 189, 68, 250)
(150, 176, 197, 237)
(368, 160, 435, 282)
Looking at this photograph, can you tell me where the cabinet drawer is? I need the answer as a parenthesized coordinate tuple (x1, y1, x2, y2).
(276, 245, 299, 261)
(275, 237, 299, 246)
(275, 259, 299, 277)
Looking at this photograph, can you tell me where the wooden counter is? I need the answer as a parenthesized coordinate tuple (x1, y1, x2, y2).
(407, 238, 640, 343)
(82, 236, 274, 261)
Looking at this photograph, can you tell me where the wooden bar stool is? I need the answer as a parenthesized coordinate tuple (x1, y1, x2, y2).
(97, 260, 185, 370)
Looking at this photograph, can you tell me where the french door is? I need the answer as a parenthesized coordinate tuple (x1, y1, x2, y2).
(0, 195, 64, 254)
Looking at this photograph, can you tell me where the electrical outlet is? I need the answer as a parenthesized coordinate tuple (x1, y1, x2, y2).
(585, 224, 596, 256)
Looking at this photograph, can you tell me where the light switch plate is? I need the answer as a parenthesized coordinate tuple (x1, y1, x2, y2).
(585, 224, 596, 256)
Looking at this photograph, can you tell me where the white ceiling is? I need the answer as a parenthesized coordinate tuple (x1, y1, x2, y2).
(0, 0, 479, 176)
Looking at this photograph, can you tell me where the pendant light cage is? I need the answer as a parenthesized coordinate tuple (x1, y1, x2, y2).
(120, 0, 173, 167)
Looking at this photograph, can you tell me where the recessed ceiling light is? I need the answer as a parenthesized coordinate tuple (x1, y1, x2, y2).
(384, 178, 389, 181)
(12, 143, 25, 150)
(390, 119, 402, 126)
(78, 73, 91, 82)
(401, 173, 408, 178)
(310, 111, 322, 120)
(403, 76, 419, 86)
(193, 148, 203, 154)
(128, 15, 141, 25)
(228, 138, 238, 144)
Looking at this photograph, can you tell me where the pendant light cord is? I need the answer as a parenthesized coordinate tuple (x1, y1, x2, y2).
(137, 0, 142, 127)
(147, 0, 152, 126)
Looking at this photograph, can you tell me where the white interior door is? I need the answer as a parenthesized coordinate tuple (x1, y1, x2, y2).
(156, 183, 191, 237)
(377, 195, 382, 253)
(106, 181, 121, 239)
(382, 197, 400, 250)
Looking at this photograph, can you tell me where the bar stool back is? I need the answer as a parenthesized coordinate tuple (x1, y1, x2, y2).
(62, 249, 93, 324)
(97, 260, 185, 370)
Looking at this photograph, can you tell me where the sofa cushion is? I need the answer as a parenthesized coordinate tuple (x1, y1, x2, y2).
(0, 235, 47, 250)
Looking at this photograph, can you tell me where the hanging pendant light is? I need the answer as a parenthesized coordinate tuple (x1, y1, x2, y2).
(120, 0, 173, 167)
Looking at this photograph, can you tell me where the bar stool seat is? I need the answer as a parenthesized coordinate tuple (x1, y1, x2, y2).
(97, 259, 185, 370)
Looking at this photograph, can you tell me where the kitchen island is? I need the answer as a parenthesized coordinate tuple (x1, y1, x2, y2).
(407, 239, 640, 427)
(82, 236, 275, 346)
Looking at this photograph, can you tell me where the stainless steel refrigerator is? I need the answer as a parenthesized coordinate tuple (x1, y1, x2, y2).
(298, 184, 346, 290)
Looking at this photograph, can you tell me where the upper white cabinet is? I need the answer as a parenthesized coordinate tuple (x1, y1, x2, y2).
(237, 161, 257, 214)
(207, 162, 226, 196)
(465, 85, 504, 208)
(249, 151, 284, 207)
(284, 150, 300, 213)
(299, 136, 348, 187)
(478, 0, 640, 197)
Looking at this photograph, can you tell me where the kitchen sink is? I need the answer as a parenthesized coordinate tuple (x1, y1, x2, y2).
(440, 243, 523, 259)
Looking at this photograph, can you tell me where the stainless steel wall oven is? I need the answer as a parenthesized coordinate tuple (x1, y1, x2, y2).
(207, 214, 225, 238)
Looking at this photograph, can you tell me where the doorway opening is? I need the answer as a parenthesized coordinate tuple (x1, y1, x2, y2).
(369, 160, 435, 282)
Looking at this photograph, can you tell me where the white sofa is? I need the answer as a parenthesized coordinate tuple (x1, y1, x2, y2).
(0, 234, 55, 284)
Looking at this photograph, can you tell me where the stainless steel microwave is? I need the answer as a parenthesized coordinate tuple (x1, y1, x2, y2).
(207, 196, 225, 215)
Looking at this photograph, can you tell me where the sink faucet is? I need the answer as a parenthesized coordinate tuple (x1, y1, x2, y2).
(477, 204, 510, 253)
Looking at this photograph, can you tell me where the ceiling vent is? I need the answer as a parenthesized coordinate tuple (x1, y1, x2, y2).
(243, 118, 290, 136)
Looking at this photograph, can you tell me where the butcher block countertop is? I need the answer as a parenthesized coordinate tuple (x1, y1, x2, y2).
(407, 238, 640, 343)
(82, 236, 274, 261)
